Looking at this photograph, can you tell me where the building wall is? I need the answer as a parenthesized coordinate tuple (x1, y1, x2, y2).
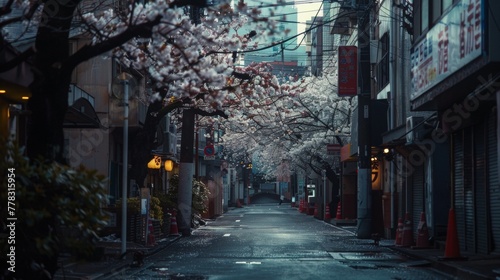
(409, 0, 500, 254)
(66, 40, 113, 178)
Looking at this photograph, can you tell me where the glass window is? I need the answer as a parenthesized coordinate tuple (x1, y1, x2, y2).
(443, 0, 453, 11)
(421, 0, 429, 32)
(432, 0, 441, 24)
(414, 0, 421, 37)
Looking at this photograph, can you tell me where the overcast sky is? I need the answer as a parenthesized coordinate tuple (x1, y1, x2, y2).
(295, 1, 323, 35)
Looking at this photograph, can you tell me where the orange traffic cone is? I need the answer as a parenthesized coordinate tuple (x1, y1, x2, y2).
(335, 202, 342, 220)
(401, 213, 413, 247)
(324, 204, 332, 221)
(395, 217, 403, 246)
(441, 208, 465, 260)
(147, 220, 156, 246)
(413, 212, 430, 249)
(169, 211, 180, 236)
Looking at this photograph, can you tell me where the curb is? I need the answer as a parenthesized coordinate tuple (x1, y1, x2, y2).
(95, 235, 182, 280)
(54, 235, 183, 280)
(390, 245, 493, 280)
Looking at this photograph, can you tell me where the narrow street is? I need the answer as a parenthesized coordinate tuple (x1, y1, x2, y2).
(102, 204, 454, 280)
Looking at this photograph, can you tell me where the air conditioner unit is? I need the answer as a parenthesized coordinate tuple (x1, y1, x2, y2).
(406, 116, 424, 143)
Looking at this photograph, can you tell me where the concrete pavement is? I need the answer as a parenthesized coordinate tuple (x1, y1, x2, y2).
(53, 205, 500, 279)
(53, 235, 181, 280)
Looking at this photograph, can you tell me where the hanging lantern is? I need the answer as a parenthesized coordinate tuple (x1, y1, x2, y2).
(164, 159, 174, 172)
(148, 156, 161, 169)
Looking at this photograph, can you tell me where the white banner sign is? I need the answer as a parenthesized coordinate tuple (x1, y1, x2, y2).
(411, 0, 482, 100)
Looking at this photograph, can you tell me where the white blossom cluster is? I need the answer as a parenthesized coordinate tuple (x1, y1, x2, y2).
(76, 0, 279, 109)
(221, 66, 356, 178)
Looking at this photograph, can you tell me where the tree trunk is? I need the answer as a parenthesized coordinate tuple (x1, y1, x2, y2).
(129, 101, 162, 189)
(27, 0, 80, 162)
(24, 1, 81, 277)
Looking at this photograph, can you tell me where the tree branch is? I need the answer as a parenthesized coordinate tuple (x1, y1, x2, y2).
(192, 108, 228, 119)
(65, 15, 162, 70)
(170, 0, 210, 8)
(0, 46, 35, 72)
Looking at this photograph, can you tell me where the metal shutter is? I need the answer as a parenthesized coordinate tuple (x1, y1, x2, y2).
(464, 127, 474, 252)
(488, 109, 500, 253)
(474, 122, 488, 254)
(412, 165, 424, 239)
(453, 131, 466, 252)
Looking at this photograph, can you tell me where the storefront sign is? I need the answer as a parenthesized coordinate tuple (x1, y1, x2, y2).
(327, 144, 341, 155)
(371, 159, 381, 190)
(338, 46, 358, 96)
(411, 0, 482, 100)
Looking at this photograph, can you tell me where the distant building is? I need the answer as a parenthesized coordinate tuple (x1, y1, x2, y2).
(235, 1, 307, 79)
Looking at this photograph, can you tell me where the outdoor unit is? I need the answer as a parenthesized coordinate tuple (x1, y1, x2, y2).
(406, 116, 424, 143)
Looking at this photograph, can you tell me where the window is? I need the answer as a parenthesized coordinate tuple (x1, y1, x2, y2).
(413, 0, 459, 39)
(421, 0, 429, 33)
(376, 33, 389, 92)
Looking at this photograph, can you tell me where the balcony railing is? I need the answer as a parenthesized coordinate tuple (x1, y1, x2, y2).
(68, 84, 95, 107)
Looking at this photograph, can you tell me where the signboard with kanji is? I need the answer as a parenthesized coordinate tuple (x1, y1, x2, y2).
(338, 46, 358, 97)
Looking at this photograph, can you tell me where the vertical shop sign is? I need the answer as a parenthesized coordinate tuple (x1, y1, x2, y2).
(338, 46, 358, 96)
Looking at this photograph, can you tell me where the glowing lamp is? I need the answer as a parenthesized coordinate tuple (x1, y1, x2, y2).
(164, 159, 174, 172)
(148, 156, 161, 169)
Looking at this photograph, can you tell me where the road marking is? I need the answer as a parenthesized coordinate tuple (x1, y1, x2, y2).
(235, 220, 240, 222)
(223, 233, 231, 237)
(235, 261, 262, 265)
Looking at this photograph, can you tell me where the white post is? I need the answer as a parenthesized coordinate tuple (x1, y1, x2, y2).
(121, 80, 129, 255)
(323, 170, 326, 219)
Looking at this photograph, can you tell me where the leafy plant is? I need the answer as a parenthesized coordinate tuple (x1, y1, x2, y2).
(115, 196, 164, 225)
(166, 174, 210, 215)
(0, 141, 109, 279)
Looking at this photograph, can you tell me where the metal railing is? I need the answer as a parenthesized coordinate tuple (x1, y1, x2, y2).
(68, 84, 95, 107)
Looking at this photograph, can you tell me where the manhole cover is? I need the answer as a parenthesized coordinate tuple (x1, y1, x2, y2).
(329, 252, 403, 261)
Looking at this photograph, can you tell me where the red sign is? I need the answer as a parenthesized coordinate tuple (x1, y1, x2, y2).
(204, 145, 215, 156)
(338, 46, 358, 96)
(327, 144, 341, 155)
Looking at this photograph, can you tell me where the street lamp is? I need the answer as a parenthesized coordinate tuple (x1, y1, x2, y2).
(164, 159, 174, 172)
(112, 71, 137, 255)
(148, 156, 161, 193)
(148, 156, 161, 169)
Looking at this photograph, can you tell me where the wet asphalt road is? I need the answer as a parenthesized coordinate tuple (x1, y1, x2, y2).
(103, 204, 454, 280)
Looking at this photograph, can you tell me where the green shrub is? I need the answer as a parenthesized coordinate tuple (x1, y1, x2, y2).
(115, 196, 164, 224)
(0, 141, 108, 278)
(166, 174, 210, 214)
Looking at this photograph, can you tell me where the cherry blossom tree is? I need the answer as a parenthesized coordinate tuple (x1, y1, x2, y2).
(1, 0, 286, 277)
(220, 65, 355, 191)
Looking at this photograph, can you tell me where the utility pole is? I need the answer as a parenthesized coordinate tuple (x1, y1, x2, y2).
(356, 0, 373, 239)
(177, 5, 201, 236)
(178, 108, 195, 236)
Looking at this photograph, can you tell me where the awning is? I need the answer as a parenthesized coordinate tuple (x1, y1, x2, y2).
(381, 124, 407, 148)
(63, 98, 101, 128)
